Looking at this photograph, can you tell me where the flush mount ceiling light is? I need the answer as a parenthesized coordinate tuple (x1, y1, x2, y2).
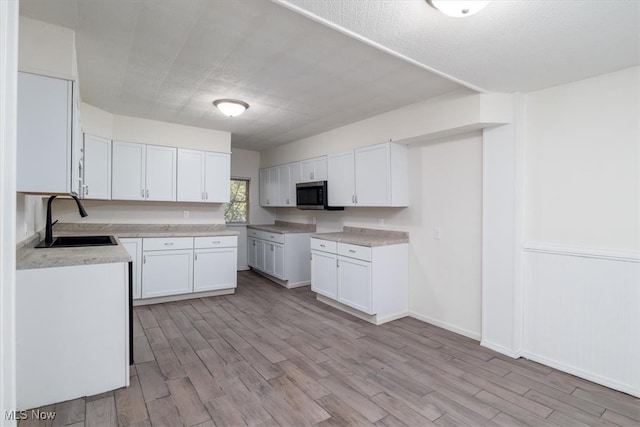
(213, 99, 249, 117)
(429, 0, 490, 17)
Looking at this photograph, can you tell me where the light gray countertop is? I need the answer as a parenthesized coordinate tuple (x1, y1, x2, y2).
(17, 223, 239, 270)
(312, 226, 409, 247)
(248, 220, 316, 234)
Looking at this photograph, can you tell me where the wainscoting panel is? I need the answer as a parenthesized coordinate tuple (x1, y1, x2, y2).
(523, 245, 640, 397)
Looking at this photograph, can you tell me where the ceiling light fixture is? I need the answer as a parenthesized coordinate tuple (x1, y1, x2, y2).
(213, 99, 249, 117)
(429, 0, 490, 17)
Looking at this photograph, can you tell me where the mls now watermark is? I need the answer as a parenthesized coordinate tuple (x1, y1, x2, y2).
(4, 409, 56, 421)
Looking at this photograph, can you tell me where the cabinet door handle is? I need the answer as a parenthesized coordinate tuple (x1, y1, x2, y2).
(212, 240, 221, 244)
(271, 244, 274, 251)
(146, 189, 149, 198)
(336, 259, 339, 267)
(320, 244, 325, 248)
(355, 194, 358, 203)
(205, 192, 208, 200)
(253, 242, 256, 246)
(352, 195, 355, 203)
(141, 189, 145, 198)
(349, 249, 356, 253)
(164, 242, 174, 246)
(85, 185, 89, 196)
(143, 255, 146, 264)
(195, 253, 198, 261)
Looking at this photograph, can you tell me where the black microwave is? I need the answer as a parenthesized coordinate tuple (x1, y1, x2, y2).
(296, 181, 343, 210)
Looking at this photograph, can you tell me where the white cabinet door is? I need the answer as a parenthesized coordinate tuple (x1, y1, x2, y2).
(259, 168, 269, 206)
(145, 145, 177, 202)
(264, 242, 276, 275)
(277, 164, 290, 206)
(355, 143, 391, 206)
(142, 250, 193, 298)
(256, 239, 266, 270)
(82, 134, 111, 200)
(17, 72, 72, 194)
(311, 250, 338, 299)
(112, 141, 146, 200)
(299, 159, 315, 183)
(71, 85, 82, 196)
(337, 256, 373, 314)
(204, 152, 230, 203)
(313, 156, 327, 181)
(273, 243, 285, 279)
(120, 238, 142, 299)
(299, 156, 327, 183)
(177, 149, 204, 202)
(247, 237, 258, 267)
(194, 248, 237, 291)
(328, 151, 355, 207)
(288, 162, 300, 206)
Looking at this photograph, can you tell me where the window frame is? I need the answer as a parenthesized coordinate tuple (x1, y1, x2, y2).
(224, 177, 250, 224)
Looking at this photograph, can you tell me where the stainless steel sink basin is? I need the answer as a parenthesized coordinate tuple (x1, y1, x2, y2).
(35, 235, 118, 248)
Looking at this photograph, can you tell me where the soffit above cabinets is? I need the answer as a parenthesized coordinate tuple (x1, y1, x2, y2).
(18, 0, 464, 150)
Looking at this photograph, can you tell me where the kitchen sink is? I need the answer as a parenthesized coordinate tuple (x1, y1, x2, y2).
(36, 235, 118, 248)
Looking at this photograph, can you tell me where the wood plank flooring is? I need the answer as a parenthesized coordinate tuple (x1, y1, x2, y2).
(21, 271, 639, 426)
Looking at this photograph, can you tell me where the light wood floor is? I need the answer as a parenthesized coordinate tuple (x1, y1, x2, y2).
(20, 270, 640, 426)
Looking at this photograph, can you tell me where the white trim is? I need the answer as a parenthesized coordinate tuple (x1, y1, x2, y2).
(512, 93, 526, 355)
(0, 1, 18, 423)
(317, 295, 408, 326)
(523, 242, 640, 263)
(273, 0, 488, 94)
(408, 311, 481, 341)
(481, 339, 521, 359)
(521, 350, 640, 398)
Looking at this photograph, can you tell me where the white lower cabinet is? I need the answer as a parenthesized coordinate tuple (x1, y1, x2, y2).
(247, 228, 312, 288)
(193, 236, 238, 291)
(142, 248, 193, 298)
(310, 237, 408, 324)
(310, 250, 338, 299)
(138, 235, 237, 302)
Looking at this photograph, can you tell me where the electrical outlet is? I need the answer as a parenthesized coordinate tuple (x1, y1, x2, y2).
(433, 226, 442, 240)
(183, 211, 190, 219)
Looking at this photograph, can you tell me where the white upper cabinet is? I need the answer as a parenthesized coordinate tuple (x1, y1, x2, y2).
(112, 142, 177, 201)
(177, 150, 230, 203)
(177, 149, 205, 202)
(112, 141, 146, 201)
(327, 151, 355, 207)
(17, 72, 78, 194)
(145, 145, 177, 202)
(204, 152, 230, 203)
(328, 142, 408, 207)
(299, 156, 327, 183)
(276, 162, 299, 207)
(82, 134, 111, 200)
(260, 167, 279, 206)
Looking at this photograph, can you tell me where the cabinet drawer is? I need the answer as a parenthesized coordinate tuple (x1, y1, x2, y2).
(337, 242, 372, 262)
(250, 229, 285, 244)
(143, 237, 194, 251)
(311, 238, 337, 253)
(194, 236, 237, 249)
(248, 228, 261, 238)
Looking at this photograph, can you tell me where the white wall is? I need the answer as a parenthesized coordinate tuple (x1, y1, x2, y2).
(1, 1, 19, 423)
(525, 66, 639, 251)
(262, 129, 484, 338)
(519, 67, 640, 396)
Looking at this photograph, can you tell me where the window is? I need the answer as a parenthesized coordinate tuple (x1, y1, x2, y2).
(224, 178, 249, 223)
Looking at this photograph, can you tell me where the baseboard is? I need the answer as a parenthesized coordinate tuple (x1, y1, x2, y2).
(316, 295, 407, 325)
(408, 311, 481, 341)
(480, 339, 521, 359)
(133, 288, 235, 306)
(521, 350, 640, 398)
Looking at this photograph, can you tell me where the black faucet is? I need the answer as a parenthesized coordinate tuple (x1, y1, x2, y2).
(44, 195, 88, 246)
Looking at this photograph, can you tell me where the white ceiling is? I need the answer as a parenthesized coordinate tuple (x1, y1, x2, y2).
(19, 1, 640, 150)
(277, 0, 640, 93)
